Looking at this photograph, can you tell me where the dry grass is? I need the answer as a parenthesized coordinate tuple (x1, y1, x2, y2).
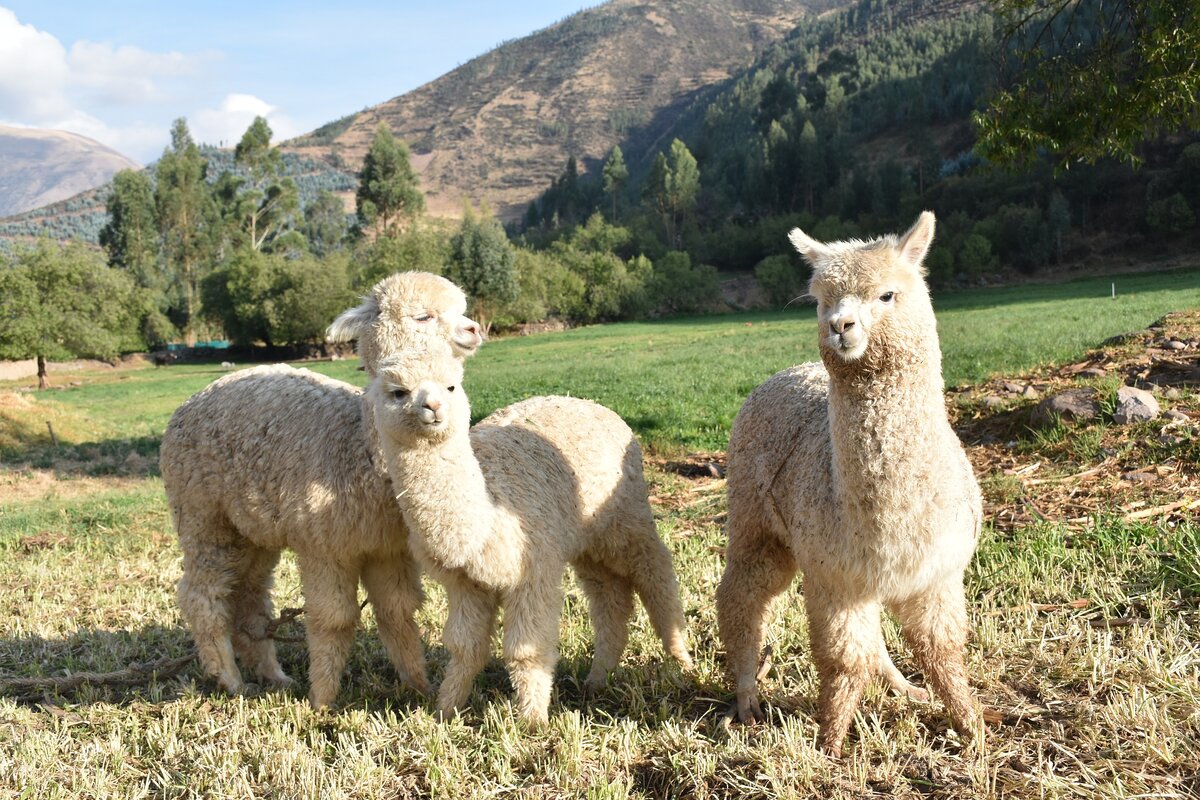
(1, 315, 1199, 798)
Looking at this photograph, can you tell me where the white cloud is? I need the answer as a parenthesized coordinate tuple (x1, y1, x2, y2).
(190, 93, 299, 149)
(0, 7, 72, 119)
(67, 40, 214, 106)
(0, 6, 282, 163)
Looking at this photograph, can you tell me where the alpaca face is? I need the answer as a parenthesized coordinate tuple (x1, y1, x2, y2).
(327, 272, 484, 369)
(371, 347, 467, 444)
(788, 212, 937, 365)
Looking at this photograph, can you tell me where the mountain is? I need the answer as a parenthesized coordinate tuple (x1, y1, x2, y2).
(0, 125, 140, 218)
(0, 148, 355, 248)
(282, 0, 841, 220)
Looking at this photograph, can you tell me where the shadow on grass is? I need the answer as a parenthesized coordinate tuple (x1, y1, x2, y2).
(0, 623, 429, 714)
(1, 434, 163, 479)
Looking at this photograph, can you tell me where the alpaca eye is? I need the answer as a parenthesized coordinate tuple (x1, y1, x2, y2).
(414, 312, 435, 322)
(392, 388, 410, 400)
(447, 385, 456, 392)
(879, 292, 895, 303)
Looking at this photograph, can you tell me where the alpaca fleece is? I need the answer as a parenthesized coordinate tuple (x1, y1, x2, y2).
(163, 271, 481, 707)
(369, 348, 692, 726)
(716, 212, 983, 756)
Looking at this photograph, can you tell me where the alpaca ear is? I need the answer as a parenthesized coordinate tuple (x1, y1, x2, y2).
(326, 296, 379, 342)
(897, 211, 936, 273)
(787, 227, 834, 267)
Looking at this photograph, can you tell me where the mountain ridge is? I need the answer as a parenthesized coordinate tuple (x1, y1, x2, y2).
(281, 0, 841, 219)
(0, 125, 140, 218)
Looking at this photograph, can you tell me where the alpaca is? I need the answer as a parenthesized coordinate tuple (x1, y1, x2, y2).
(162, 272, 484, 708)
(366, 345, 693, 726)
(327, 271, 483, 375)
(716, 212, 983, 757)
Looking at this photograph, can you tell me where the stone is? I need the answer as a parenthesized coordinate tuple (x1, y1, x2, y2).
(1166, 409, 1191, 422)
(1121, 471, 1158, 484)
(1165, 340, 1188, 350)
(1113, 385, 1161, 424)
(1033, 388, 1100, 424)
(1081, 367, 1107, 378)
(982, 395, 1007, 409)
(1002, 381, 1026, 395)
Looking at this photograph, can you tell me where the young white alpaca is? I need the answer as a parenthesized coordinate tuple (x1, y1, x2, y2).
(716, 212, 983, 757)
(367, 346, 692, 726)
(162, 272, 484, 708)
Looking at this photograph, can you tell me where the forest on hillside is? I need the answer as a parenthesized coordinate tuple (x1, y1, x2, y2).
(2, 0, 1196, 366)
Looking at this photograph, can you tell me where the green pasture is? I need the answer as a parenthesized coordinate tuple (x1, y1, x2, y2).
(6, 266, 1199, 457)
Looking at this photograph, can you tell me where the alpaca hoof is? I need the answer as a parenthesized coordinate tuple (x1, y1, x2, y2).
(903, 684, 930, 703)
(260, 671, 295, 690)
(407, 674, 432, 696)
(583, 671, 608, 695)
(820, 742, 843, 760)
(727, 692, 765, 725)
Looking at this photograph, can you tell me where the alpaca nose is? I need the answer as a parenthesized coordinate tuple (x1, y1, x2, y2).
(831, 316, 855, 334)
(424, 397, 442, 413)
(462, 320, 482, 340)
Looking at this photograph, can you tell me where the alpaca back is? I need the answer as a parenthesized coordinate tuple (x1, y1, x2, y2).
(160, 365, 403, 557)
(473, 395, 653, 563)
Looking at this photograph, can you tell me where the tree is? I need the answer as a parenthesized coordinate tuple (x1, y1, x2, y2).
(155, 118, 213, 345)
(100, 169, 158, 286)
(0, 241, 146, 389)
(666, 139, 700, 246)
(601, 145, 628, 221)
(303, 189, 350, 256)
(356, 123, 424, 237)
(641, 152, 672, 241)
(975, 0, 1200, 166)
(100, 168, 176, 345)
(227, 116, 299, 252)
(445, 204, 518, 332)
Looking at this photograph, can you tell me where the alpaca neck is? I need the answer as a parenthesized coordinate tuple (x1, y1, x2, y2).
(382, 416, 522, 589)
(825, 327, 950, 508)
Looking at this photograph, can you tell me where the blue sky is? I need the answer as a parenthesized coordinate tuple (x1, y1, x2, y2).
(0, 1, 595, 163)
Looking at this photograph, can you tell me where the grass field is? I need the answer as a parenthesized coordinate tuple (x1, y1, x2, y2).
(1, 268, 1199, 798)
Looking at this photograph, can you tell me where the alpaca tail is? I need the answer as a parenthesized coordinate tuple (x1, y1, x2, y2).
(879, 633, 929, 702)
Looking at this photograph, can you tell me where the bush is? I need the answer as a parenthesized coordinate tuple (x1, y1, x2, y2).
(648, 251, 721, 314)
(1146, 193, 1195, 234)
(956, 233, 998, 274)
(754, 253, 808, 307)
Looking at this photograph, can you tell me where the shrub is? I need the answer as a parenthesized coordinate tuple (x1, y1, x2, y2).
(754, 253, 808, 307)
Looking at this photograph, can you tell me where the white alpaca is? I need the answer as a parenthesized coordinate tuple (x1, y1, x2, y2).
(716, 212, 983, 756)
(367, 345, 693, 726)
(162, 272, 483, 707)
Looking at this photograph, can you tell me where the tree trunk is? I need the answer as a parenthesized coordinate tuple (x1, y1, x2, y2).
(37, 355, 48, 390)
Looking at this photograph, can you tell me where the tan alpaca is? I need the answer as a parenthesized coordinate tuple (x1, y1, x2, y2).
(162, 272, 483, 708)
(327, 271, 483, 374)
(716, 212, 983, 757)
(367, 346, 692, 726)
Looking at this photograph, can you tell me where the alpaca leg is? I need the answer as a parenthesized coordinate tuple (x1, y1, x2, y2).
(297, 555, 361, 708)
(229, 545, 292, 688)
(878, 632, 929, 702)
(574, 559, 634, 693)
(501, 580, 563, 728)
(361, 555, 430, 694)
(176, 521, 245, 695)
(806, 589, 880, 758)
(627, 537, 693, 671)
(891, 578, 982, 740)
(715, 527, 798, 723)
(436, 581, 498, 718)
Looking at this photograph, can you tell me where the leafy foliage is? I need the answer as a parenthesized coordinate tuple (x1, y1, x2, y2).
(0, 241, 147, 387)
(356, 123, 424, 237)
(975, 0, 1200, 166)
